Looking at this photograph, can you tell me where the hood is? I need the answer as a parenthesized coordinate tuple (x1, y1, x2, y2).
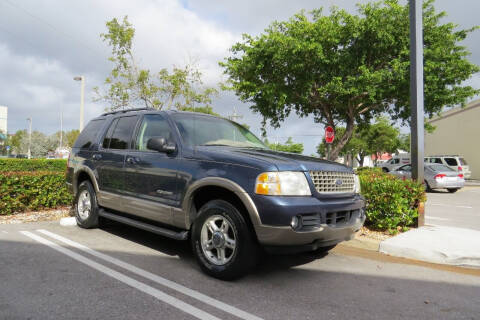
(194, 147, 353, 172)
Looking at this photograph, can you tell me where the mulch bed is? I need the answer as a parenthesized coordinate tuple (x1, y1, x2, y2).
(0, 206, 72, 224)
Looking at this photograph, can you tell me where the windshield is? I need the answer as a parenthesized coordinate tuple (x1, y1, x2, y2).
(428, 164, 454, 172)
(172, 114, 267, 149)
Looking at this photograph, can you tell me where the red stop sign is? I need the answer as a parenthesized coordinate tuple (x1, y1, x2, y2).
(325, 126, 335, 144)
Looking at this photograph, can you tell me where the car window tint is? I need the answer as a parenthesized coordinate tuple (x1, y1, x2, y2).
(109, 116, 138, 150)
(135, 114, 173, 151)
(102, 118, 118, 149)
(444, 158, 458, 166)
(400, 165, 411, 171)
(73, 119, 106, 149)
(460, 158, 468, 165)
(433, 158, 442, 164)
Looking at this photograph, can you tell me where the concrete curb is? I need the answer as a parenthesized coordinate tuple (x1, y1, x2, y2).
(379, 226, 480, 268)
(59, 217, 77, 226)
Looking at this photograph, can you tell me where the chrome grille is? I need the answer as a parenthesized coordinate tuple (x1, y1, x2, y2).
(309, 171, 355, 193)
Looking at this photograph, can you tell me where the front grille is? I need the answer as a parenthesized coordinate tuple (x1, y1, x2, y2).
(309, 171, 355, 194)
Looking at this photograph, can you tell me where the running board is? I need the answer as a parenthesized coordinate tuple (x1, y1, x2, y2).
(99, 209, 189, 241)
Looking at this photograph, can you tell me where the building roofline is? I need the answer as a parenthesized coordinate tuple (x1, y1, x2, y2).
(428, 99, 480, 123)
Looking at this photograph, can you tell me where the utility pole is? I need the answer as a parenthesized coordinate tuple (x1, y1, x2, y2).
(26, 117, 32, 159)
(410, 0, 425, 227)
(73, 76, 85, 132)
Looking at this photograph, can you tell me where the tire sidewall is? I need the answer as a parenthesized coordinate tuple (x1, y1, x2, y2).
(75, 181, 99, 228)
(191, 200, 256, 280)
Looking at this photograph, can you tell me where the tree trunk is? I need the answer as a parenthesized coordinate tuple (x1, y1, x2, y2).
(328, 117, 355, 161)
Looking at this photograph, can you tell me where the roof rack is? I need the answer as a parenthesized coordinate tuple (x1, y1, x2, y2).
(101, 107, 156, 116)
(425, 155, 460, 157)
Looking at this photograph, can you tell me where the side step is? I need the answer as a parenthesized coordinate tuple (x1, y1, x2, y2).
(99, 209, 189, 241)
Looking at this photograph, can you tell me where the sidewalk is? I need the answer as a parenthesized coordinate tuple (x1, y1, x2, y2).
(378, 226, 480, 268)
(466, 179, 480, 186)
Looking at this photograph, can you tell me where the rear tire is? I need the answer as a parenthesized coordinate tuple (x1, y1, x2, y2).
(75, 181, 100, 229)
(191, 199, 258, 280)
(447, 188, 459, 193)
(424, 180, 432, 192)
(382, 167, 389, 173)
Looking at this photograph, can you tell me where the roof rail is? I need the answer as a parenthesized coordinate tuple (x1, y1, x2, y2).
(101, 107, 156, 116)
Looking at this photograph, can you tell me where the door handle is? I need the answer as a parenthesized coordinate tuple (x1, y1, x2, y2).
(126, 156, 139, 164)
(92, 154, 102, 160)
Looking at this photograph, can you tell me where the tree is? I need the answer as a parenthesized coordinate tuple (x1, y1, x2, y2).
(265, 137, 304, 154)
(317, 127, 368, 164)
(221, 0, 479, 160)
(317, 117, 402, 166)
(65, 130, 80, 148)
(18, 131, 54, 158)
(95, 16, 218, 112)
(9, 130, 26, 154)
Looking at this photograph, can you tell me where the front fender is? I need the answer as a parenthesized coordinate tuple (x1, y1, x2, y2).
(182, 177, 262, 230)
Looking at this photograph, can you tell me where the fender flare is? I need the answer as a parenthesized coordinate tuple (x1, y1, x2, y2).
(182, 177, 262, 229)
(73, 166, 100, 195)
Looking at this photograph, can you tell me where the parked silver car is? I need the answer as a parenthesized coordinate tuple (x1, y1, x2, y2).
(391, 163, 465, 193)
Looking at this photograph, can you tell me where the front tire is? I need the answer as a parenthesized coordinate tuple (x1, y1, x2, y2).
(191, 200, 258, 280)
(447, 188, 459, 193)
(382, 167, 389, 173)
(75, 181, 100, 229)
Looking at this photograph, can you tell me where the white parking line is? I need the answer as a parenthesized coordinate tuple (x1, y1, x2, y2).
(37, 229, 263, 320)
(429, 203, 473, 209)
(20, 231, 221, 320)
(456, 206, 473, 209)
(425, 216, 450, 221)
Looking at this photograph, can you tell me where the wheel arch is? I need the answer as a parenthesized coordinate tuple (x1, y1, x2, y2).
(73, 167, 99, 195)
(183, 178, 262, 233)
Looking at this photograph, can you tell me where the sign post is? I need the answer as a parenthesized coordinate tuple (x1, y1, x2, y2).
(325, 126, 335, 160)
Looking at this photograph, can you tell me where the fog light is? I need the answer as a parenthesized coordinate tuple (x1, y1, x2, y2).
(291, 216, 300, 229)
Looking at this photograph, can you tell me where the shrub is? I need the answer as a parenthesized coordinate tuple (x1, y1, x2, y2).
(0, 171, 72, 215)
(0, 159, 67, 172)
(358, 168, 426, 232)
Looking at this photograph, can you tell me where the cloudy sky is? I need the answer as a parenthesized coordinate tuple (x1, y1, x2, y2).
(1, 0, 479, 155)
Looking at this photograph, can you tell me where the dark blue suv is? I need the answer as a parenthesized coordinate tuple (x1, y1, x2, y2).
(67, 108, 365, 279)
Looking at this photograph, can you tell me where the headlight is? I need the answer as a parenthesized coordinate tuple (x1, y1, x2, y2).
(354, 174, 361, 193)
(255, 171, 311, 196)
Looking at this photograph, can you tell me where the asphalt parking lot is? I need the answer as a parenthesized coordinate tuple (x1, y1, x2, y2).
(1, 220, 480, 319)
(425, 186, 480, 231)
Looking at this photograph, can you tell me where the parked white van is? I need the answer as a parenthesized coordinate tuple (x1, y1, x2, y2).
(378, 154, 410, 172)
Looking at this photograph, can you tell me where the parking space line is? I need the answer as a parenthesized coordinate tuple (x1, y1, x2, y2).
(37, 229, 263, 320)
(20, 231, 221, 320)
(455, 206, 473, 209)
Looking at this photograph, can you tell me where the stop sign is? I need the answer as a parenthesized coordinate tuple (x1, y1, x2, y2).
(325, 126, 335, 144)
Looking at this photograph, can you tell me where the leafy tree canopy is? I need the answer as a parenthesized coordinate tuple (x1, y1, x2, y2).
(221, 0, 479, 160)
(265, 137, 304, 154)
(95, 16, 218, 112)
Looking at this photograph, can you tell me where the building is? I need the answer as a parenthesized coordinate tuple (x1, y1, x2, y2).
(425, 99, 480, 180)
(0, 106, 7, 134)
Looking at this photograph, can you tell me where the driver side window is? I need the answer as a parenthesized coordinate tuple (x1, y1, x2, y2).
(135, 114, 174, 151)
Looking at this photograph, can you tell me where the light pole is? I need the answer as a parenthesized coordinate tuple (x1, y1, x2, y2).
(409, 0, 425, 227)
(26, 117, 32, 159)
(73, 76, 85, 132)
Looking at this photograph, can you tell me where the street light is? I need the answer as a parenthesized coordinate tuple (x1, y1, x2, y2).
(73, 76, 85, 132)
(26, 117, 32, 159)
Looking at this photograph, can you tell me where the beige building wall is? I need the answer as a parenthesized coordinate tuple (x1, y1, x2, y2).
(0, 106, 7, 134)
(425, 100, 480, 180)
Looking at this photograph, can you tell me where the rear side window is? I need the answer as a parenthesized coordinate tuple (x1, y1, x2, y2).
(102, 118, 118, 149)
(73, 119, 106, 149)
(107, 116, 138, 150)
(432, 158, 442, 164)
(444, 158, 458, 166)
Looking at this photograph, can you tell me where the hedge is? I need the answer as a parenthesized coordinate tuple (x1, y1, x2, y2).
(0, 159, 67, 172)
(0, 171, 72, 215)
(358, 168, 426, 232)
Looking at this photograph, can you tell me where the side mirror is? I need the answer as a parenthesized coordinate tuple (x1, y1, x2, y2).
(146, 137, 176, 154)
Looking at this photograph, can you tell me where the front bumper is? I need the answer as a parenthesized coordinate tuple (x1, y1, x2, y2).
(251, 194, 366, 249)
